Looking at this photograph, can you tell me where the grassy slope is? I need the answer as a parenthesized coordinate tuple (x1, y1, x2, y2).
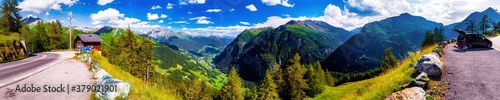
(0, 33, 20, 44)
(98, 29, 226, 89)
(312, 44, 438, 100)
(90, 52, 181, 99)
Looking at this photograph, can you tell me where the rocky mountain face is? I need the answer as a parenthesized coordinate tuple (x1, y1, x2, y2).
(214, 20, 354, 81)
(21, 15, 42, 25)
(321, 13, 450, 73)
(213, 27, 273, 74)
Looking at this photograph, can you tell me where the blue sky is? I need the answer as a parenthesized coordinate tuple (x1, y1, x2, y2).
(15, 0, 500, 37)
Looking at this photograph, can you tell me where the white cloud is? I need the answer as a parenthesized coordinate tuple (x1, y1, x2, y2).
(167, 26, 172, 29)
(318, 0, 500, 30)
(147, 13, 159, 20)
(182, 27, 188, 30)
(158, 20, 164, 23)
(188, 11, 193, 14)
(90, 8, 160, 31)
(179, 0, 205, 5)
(45, 12, 50, 16)
(97, 0, 114, 6)
(151, 5, 162, 10)
(246, 4, 258, 11)
(90, 8, 124, 22)
(166, 3, 174, 9)
(240, 21, 250, 25)
(108, 17, 141, 25)
(229, 9, 235, 12)
(183, 25, 253, 37)
(183, 0, 500, 37)
(261, 0, 294, 7)
(18, 0, 79, 13)
(282, 14, 291, 18)
(174, 21, 189, 24)
(190, 16, 213, 24)
(160, 14, 168, 18)
(91, 21, 102, 25)
(206, 9, 222, 13)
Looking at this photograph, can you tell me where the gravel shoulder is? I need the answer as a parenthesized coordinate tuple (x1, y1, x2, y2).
(0, 52, 92, 100)
(443, 36, 500, 100)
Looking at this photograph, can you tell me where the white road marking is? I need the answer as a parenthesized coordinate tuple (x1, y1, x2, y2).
(14, 73, 33, 81)
(0, 55, 47, 70)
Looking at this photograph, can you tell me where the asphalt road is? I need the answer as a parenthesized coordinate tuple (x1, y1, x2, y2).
(443, 36, 500, 100)
(0, 53, 60, 87)
(0, 52, 92, 100)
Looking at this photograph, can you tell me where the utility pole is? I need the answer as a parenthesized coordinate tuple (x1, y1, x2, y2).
(68, 12, 73, 50)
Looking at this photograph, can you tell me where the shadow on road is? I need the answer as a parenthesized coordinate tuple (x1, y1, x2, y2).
(28, 54, 38, 57)
(452, 48, 494, 52)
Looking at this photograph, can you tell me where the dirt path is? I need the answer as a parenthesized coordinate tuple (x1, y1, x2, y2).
(0, 52, 92, 100)
(443, 36, 500, 100)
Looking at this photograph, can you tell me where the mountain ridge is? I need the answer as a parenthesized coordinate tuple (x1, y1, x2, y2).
(215, 20, 354, 81)
(321, 13, 451, 73)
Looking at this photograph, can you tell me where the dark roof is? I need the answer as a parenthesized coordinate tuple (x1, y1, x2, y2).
(76, 34, 103, 43)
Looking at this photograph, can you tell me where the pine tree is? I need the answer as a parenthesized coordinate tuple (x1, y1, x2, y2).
(220, 67, 244, 100)
(284, 53, 308, 100)
(20, 25, 33, 53)
(272, 64, 286, 99)
(433, 27, 445, 43)
(380, 47, 398, 69)
(306, 62, 325, 97)
(421, 31, 435, 48)
(0, 0, 22, 33)
(258, 69, 279, 100)
(185, 78, 202, 100)
(33, 21, 49, 52)
(479, 15, 492, 34)
(139, 37, 154, 82)
(325, 69, 335, 86)
(314, 62, 326, 85)
(200, 81, 213, 100)
(249, 85, 259, 100)
(47, 20, 64, 50)
(465, 19, 477, 33)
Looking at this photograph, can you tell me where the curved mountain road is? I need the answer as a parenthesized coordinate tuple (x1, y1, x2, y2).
(444, 36, 500, 100)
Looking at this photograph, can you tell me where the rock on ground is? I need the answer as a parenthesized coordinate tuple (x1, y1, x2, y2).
(94, 75, 131, 99)
(385, 87, 426, 100)
(403, 72, 429, 89)
(414, 54, 443, 77)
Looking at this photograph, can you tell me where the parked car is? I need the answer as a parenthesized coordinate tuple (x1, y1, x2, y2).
(461, 33, 492, 48)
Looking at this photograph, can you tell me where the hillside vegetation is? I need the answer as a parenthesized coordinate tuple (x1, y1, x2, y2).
(313, 44, 438, 100)
(215, 20, 353, 81)
(90, 51, 182, 99)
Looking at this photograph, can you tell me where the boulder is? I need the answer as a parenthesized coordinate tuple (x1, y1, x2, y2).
(94, 69, 111, 79)
(402, 72, 429, 88)
(414, 54, 443, 77)
(385, 87, 426, 100)
(94, 75, 131, 99)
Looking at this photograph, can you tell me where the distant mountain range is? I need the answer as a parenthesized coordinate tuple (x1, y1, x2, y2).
(145, 28, 234, 57)
(452, 7, 500, 32)
(214, 20, 355, 81)
(350, 27, 362, 35)
(321, 13, 454, 73)
(21, 15, 42, 25)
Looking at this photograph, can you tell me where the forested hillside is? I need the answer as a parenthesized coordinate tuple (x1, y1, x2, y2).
(215, 20, 354, 81)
